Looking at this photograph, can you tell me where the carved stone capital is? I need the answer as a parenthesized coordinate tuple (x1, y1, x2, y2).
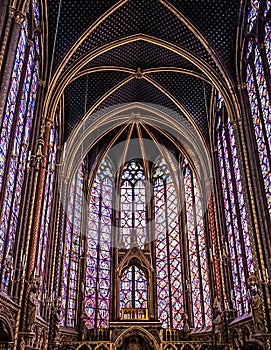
(14, 11, 25, 25)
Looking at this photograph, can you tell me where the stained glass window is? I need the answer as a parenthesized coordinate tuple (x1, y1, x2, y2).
(247, 0, 260, 32)
(153, 158, 211, 329)
(120, 161, 146, 249)
(85, 158, 113, 329)
(246, 2, 271, 222)
(61, 163, 85, 327)
(120, 265, 148, 312)
(216, 97, 254, 316)
(0, 0, 41, 292)
(183, 163, 211, 327)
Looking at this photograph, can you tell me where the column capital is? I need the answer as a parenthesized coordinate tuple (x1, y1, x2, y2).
(14, 11, 25, 25)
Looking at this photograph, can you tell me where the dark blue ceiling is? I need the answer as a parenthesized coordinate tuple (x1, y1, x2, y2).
(47, 0, 241, 142)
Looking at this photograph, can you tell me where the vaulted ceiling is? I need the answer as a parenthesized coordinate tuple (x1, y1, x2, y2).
(46, 0, 242, 143)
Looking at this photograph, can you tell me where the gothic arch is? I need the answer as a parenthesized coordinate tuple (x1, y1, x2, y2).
(113, 327, 159, 350)
(0, 315, 13, 343)
(59, 103, 212, 193)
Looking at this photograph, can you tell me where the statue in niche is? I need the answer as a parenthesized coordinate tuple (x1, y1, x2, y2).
(26, 286, 37, 331)
(248, 273, 265, 333)
(181, 313, 190, 333)
(250, 288, 265, 332)
(52, 298, 62, 342)
(213, 297, 223, 343)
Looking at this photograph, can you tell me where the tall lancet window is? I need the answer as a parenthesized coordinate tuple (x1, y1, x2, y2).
(246, 0, 271, 220)
(216, 96, 254, 316)
(0, 0, 41, 292)
(120, 161, 147, 249)
(61, 163, 85, 327)
(183, 161, 211, 327)
(120, 265, 148, 312)
(153, 158, 211, 329)
(85, 158, 113, 329)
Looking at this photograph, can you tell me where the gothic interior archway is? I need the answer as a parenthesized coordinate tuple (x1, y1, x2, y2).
(0, 0, 271, 349)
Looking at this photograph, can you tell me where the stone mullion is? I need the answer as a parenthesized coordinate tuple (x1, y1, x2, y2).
(10, 79, 44, 301)
(202, 178, 217, 314)
(211, 146, 232, 311)
(14, 142, 42, 349)
(16, 121, 51, 345)
(0, 10, 25, 123)
(0, 0, 9, 43)
(179, 166, 193, 328)
(48, 174, 68, 350)
(236, 109, 271, 331)
(234, 76, 271, 321)
(0, 36, 32, 214)
(240, 75, 271, 266)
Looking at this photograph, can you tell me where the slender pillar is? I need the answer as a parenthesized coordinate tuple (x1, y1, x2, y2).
(0, 9, 25, 123)
(15, 120, 53, 349)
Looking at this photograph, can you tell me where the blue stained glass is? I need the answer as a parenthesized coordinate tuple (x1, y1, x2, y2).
(266, 22, 271, 69)
(154, 159, 184, 329)
(61, 163, 84, 327)
(247, 61, 271, 219)
(32, 0, 40, 27)
(0, 19, 28, 193)
(120, 265, 148, 313)
(247, 0, 260, 32)
(154, 158, 211, 328)
(217, 114, 253, 315)
(120, 161, 146, 249)
(85, 158, 113, 329)
(264, 1, 271, 17)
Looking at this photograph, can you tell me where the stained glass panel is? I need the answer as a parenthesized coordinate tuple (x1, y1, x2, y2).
(216, 112, 253, 315)
(154, 159, 184, 329)
(120, 265, 148, 312)
(62, 164, 84, 327)
(120, 161, 146, 249)
(246, 64, 271, 218)
(247, 0, 260, 32)
(0, 6, 40, 291)
(85, 158, 113, 329)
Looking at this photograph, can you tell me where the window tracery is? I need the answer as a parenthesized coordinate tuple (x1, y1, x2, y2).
(154, 158, 211, 329)
(61, 163, 85, 327)
(216, 98, 254, 315)
(85, 158, 113, 329)
(120, 161, 147, 250)
(0, 0, 41, 292)
(246, 0, 271, 222)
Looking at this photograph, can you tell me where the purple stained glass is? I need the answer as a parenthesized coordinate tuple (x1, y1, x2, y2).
(264, 1, 271, 17)
(266, 22, 271, 67)
(120, 265, 148, 313)
(0, 26, 40, 291)
(228, 124, 254, 274)
(120, 161, 146, 249)
(0, 19, 28, 193)
(246, 62, 271, 219)
(32, 0, 40, 27)
(85, 158, 112, 329)
(120, 267, 133, 310)
(217, 115, 252, 315)
(154, 159, 184, 329)
(61, 163, 84, 327)
(247, 0, 260, 32)
(184, 166, 205, 327)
